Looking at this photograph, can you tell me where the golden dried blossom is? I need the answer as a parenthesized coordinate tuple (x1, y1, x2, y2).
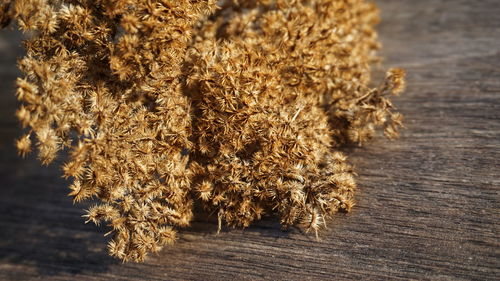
(2, 0, 405, 262)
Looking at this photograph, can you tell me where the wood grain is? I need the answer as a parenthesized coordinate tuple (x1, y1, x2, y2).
(0, 0, 498, 280)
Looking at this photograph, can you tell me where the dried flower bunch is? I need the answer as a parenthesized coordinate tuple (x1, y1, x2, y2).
(2, 0, 405, 262)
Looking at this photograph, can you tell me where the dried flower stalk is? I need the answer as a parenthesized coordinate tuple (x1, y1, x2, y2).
(2, 0, 405, 262)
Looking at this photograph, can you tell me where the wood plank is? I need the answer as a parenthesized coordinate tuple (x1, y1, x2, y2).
(0, 0, 498, 280)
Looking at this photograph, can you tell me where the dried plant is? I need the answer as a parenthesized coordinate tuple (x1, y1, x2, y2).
(2, 0, 405, 262)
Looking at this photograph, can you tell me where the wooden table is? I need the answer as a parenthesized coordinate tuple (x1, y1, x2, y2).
(0, 0, 498, 280)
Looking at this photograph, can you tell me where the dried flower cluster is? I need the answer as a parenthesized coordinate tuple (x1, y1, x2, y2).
(2, 0, 405, 262)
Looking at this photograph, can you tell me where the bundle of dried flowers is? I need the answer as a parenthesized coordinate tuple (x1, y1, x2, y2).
(2, 0, 405, 262)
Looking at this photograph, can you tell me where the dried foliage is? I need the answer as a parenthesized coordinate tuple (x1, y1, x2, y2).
(2, 0, 405, 262)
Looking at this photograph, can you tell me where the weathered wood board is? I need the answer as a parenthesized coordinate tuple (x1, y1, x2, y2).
(0, 0, 498, 280)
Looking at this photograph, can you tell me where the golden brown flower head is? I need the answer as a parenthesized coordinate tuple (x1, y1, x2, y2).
(3, 0, 404, 262)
